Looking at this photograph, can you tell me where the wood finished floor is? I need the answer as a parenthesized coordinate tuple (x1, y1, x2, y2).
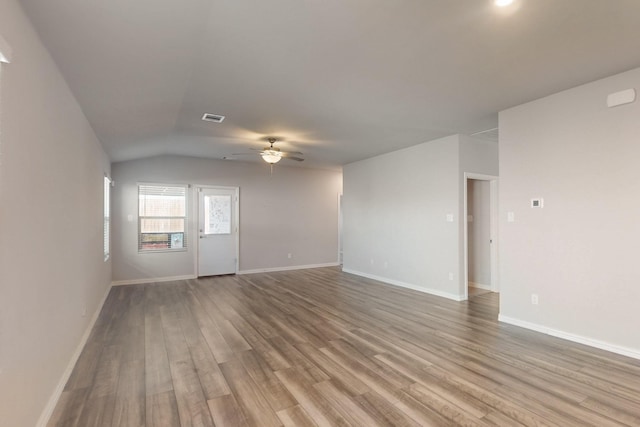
(49, 267, 640, 426)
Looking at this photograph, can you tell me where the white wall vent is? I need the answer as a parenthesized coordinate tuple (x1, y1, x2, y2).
(607, 89, 636, 108)
(202, 113, 225, 123)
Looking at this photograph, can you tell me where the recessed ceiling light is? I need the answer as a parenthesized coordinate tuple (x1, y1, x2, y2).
(495, 0, 514, 6)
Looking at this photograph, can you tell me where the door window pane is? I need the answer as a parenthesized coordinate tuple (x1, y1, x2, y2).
(204, 194, 231, 235)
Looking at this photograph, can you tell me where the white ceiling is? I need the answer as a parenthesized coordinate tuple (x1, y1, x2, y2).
(19, 0, 640, 168)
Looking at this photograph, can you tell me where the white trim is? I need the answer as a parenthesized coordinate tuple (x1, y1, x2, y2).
(103, 176, 111, 262)
(111, 274, 196, 286)
(342, 268, 464, 301)
(468, 281, 491, 291)
(239, 262, 339, 275)
(498, 315, 640, 361)
(463, 173, 499, 301)
(36, 284, 112, 427)
(337, 192, 343, 265)
(0, 34, 12, 63)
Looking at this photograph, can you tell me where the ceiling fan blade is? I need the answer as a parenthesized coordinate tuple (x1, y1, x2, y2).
(284, 156, 304, 162)
(231, 152, 256, 156)
(280, 150, 303, 155)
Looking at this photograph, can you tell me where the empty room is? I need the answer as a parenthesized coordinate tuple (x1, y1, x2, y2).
(2, 0, 640, 426)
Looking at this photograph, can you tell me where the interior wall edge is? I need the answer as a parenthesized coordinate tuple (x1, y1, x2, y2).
(342, 268, 464, 301)
(498, 315, 640, 361)
(36, 284, 113, 427)
(238, 262, 340, 275)
(111, 274, 198, 286)
(468, 281, 491, 290)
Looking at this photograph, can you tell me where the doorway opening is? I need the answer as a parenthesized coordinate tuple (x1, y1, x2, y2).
(463, 173, 498, 301)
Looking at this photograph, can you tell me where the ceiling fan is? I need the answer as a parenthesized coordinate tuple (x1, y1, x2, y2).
(232, 137, 304, 167)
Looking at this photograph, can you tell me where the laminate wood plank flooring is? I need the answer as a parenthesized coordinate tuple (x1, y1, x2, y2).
(48, 267, 640, 426)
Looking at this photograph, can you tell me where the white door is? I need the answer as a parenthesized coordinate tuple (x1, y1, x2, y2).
(198, 187, 238, 276)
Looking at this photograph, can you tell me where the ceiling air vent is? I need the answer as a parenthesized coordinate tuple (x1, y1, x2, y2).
(202, 113, 225, 123)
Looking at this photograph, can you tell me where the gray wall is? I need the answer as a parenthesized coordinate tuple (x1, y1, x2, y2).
(343, 135, 497, 300)
(0, 1, 112, 425)
(468, 179, 491, 287)
(111, 155, 343, 282)
(499, 67, 640, 355)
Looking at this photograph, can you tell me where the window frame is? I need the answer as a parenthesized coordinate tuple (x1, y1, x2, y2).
(0, 34, 12, 64)
(137, 183, 189, 253)
(104, 176, 111, 261)
(0, 34, 9, 183)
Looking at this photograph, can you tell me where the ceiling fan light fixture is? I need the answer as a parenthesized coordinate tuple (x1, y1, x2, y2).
(494, 0, 514, 6)
(261, 150, 282, 164)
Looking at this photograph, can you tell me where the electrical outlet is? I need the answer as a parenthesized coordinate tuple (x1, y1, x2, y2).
(287, 253, 292, 259)
(448, 272, 454, 281)
(81, 306, 87, 317)
(370, 259, 374, 265)
(383, 261, 388, 269)
(531, 294, 539, 305)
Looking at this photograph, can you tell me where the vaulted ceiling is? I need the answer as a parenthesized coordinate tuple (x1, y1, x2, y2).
(19, 0, 640, 168)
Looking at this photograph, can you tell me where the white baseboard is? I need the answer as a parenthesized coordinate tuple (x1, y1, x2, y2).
(469, 281, 491, 291)
(37, 283, 113, 427)
(498, 315, 640, 361)
(342, 268, 464, 302)
(113, 265, 341, 283)
(239, 262, 340, 275)
(111, 274, 197, 286)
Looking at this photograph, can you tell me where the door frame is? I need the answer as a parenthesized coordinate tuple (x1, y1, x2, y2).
(463, 173, 498, 300)
(195, 185, 240, 276)
(338, 192, 343, 265)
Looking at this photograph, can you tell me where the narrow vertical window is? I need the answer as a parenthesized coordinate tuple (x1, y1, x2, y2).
(0, 35, 11, 178)
(0, 35, 11, 64)
(104, 176, 111, 261)
(138, 184, 187, 252)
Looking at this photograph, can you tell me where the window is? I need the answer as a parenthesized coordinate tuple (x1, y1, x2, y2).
(0, 35, 10, 177)
(104, 176, 111, 261)
(0, 35, 11, 64)
(138, 184, 187, 252)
